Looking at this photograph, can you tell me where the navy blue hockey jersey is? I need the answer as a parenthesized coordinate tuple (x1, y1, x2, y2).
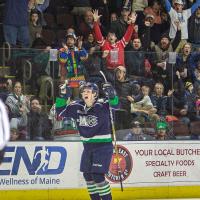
(57, 98, 118, 144)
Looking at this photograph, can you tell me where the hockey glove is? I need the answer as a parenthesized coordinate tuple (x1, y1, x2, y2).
(102, 82, 116, 99)
(59, 80, 72, 99)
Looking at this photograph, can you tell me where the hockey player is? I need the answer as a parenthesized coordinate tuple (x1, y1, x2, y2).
(56, 82, 118, 200)
(0, 100, 10, 164)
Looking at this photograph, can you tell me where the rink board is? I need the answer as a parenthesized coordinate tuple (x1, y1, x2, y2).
(1, 141, 200, 199)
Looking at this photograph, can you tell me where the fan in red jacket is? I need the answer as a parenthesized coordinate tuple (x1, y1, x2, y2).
(92, 9, 137, 70)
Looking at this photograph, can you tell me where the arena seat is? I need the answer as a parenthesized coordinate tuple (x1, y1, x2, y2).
(43, 13, 56, 29)
(116, 129, 130, 141)
(56, 13, 75, 29)
(170, 121, 191, 140)
(41, 29, 56, 45)
(56, 29, 66, 41)
(56, 6, 70, 14)
(190, 121, 200, 137)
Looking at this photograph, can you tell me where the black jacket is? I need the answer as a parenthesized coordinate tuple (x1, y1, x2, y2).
(27, 111, 52, 140)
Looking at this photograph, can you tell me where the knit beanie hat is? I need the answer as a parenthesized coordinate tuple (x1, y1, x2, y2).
(185, 81, 193, 89)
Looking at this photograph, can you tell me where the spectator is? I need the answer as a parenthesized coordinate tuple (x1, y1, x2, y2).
(123, 120, 154, 140)
(28, 0, 50, 26)
(151, 82, 168, 117)
(0, 78, 12, 103)
(82, 33, 98, 52)
(125, 34, 153, 84)
(139, 12, 170, 44)
(131, 0, 148, 24)
(78, 10, 94, 40)
(132, 0, 148, 12)
(184, 81, 200, 120)
(194, 61, 200, 91)
(150, 21, 181, 87)
(58, 33, 88, 99)
(30, 45, 54, 101)
(167, 74, 190, 125)
(110, 12, 118, 23)
(130, 85, 158, 122)
(115, 66, 141, 112)
(176, 42, 200, 82)
(155, 120, 169, 140)
(10, 127, 20, 141)
(144, 0, 162, 24)
(110, 6, 135, 40)
(92, 10, 136, 83)
(5, 81, 29, 133)
(29, 9, 42, 46)
(175, 64, 190, 85)
(114, 66, 141, 128)
(188, 7, 200, 51)
(27, 96, 53, 140)
(57, 27, 76, 48)
(83, 48, 103, 86)
(196, 98, 200, 118)
(3, 0, 30, 47)
(78, 1, 109, 40)
(164, 0, 200, 52)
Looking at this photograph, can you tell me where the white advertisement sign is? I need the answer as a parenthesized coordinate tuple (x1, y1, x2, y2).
(1, 141, 200, 190)
(0, 142, 84, 190)
(108, 141, 200, 187)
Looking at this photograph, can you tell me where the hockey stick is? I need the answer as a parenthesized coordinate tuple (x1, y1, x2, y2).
(99, 70, 123, 192)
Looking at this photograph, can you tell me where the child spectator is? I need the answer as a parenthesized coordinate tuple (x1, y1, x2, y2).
(151, 82, 168, 117)
(10, 128, 20, 141)
(131, 85, 158, 122)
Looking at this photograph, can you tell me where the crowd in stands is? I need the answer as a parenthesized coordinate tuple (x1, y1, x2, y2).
(0, 0, 200, 141)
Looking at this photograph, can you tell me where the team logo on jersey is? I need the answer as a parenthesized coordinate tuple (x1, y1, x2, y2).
(79, 115, 98, 127)
(106, 145, 133, 183)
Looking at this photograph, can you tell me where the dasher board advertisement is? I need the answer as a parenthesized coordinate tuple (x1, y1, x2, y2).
(108, 141, 200, 187)
(0, 142, 84, 190)
(1, 141, 200, 190)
